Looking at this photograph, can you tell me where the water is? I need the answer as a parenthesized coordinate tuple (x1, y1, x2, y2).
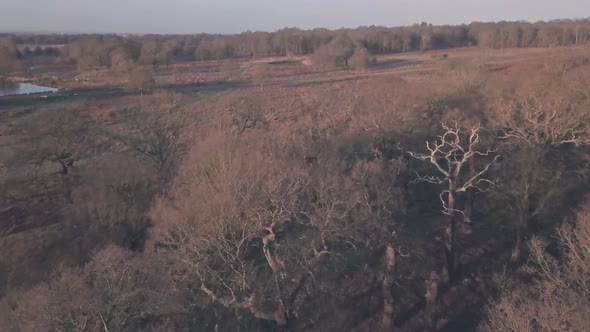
(0, 82, 58, 97)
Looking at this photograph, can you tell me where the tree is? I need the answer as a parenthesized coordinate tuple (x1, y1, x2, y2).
(347, 157, 407, 330)
(23, 108, 101, 177)
(5, 246, 183, 332)
(494, 96, 590, 260)
(110, 48, 135, 72)
(311, 34, 358, 69)
(413, 123, 499, 283)
(482, 201, 590, 332)
(348, 47, 375, 70)
(139, 40, 170, 70)
(155, 160, 309, 327)
(251, 64, 270, 90)
(149, 114, 411, 328)
(128, 66, 156, 95)
(117, 100, 187, 176)
(228, 100, 265, 135)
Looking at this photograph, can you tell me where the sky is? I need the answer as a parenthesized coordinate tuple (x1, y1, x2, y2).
(0, 0, 589, 34)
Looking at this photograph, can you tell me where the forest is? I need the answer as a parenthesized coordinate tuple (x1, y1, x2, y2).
(1, 18, 590, 332)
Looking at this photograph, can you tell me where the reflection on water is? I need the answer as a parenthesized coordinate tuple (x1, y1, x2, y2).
(0, 81, 58, 97)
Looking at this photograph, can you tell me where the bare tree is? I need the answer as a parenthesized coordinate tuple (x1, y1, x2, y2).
(311, 34, 358, 69)
(495, 96, 590, 260)
(22, 109, 101, 177)
(494, 147, 562, 261)
(482, 201, 590, 332)
(118, 105, 187, 176)
(160, 166, 307, 327)
(497, 97, 589, 149)
(251, 64, 270, 90)
(348, 47, 375, 71)
(228, 102, 265, 135)
(413, 123, 499, 283)
(348, 157, 406, 330)
(128, 66, 156, 95)
(4, 246, 182, 332)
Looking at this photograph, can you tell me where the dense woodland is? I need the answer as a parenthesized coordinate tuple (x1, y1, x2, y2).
(1, 19, 590, 332)
(2, 19, 590, 70)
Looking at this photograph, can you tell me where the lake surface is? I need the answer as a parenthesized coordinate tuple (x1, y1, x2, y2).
(0, 82, 58, 97)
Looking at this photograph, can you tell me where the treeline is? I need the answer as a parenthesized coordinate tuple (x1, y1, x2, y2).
(2, 19, 590, 73)
(5, 19, 590, 59)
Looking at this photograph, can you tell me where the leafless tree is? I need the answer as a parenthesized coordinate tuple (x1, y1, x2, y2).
(495, 96, 590, 260)
(21, 109, 102, 177)
(482, 201, 590, 332)
(128, 66, 156, 96)
(497, 97, 590, 148)
(348, 47, 375, 71)
(4, 246, 182, 332)
(228, 103, 264, 135)
(162, 167, 307, 326)
(413, 123, 499, 283)
(117, 105, 187, 176)
(348, 157, 406, 330)
(251, 64, 270, 91)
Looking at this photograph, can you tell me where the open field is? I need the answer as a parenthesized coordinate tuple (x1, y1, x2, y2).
(2, 44, 590, 331)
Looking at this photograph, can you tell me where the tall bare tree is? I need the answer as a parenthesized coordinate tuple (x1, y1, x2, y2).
(495, 96, 590, 260)
(413, 123, 499, 283)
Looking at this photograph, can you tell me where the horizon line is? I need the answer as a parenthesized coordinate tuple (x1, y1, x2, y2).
(1, 16, 589, 37)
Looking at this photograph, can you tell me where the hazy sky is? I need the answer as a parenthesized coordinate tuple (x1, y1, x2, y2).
(0, 0, 588, 34)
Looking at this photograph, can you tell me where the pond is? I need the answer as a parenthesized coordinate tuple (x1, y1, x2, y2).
(0, 82, 58, 97)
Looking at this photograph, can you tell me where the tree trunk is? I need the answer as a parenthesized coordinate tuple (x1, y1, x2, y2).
(382, 245, 396, 330)
(511, 209, 528, 262)
(262, 228, 288, 326)
(59, 160, 70, 175)
(424, 272, 439, 332)
(511, 226, 522, 262)
(442, 190, 456, 284)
